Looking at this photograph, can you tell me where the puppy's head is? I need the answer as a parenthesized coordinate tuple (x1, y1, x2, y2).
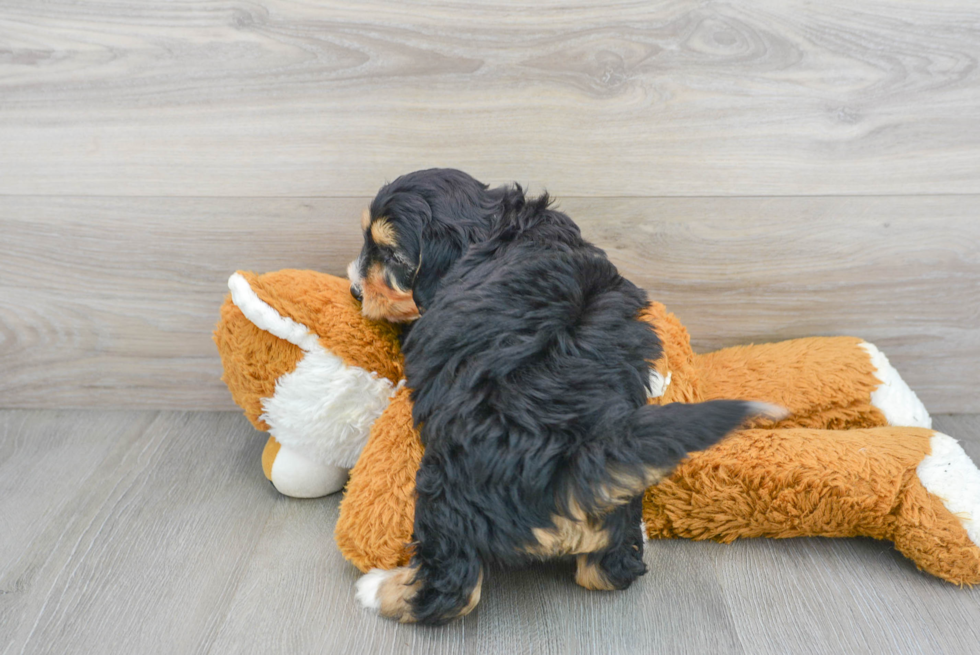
(348, 204, 423, 323)
(349, 168, 503, 322)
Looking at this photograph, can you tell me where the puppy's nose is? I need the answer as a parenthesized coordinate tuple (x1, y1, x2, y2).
(350, 285, 363, 302)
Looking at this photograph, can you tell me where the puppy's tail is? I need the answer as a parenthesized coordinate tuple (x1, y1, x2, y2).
(628, 400, 786, 469)
(577, 401, 786, 513)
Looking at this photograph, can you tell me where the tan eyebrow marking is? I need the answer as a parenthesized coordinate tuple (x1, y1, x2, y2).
(371, 218, 397, 248)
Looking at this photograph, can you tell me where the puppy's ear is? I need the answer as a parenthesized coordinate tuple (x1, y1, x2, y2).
(412, 244, 458, 313)
(412, 237, 462, 312)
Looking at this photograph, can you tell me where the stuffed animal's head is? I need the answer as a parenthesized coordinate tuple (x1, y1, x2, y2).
(214, 270, 405, 473)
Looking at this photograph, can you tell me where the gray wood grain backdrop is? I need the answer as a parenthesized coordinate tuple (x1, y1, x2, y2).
(1, 0, 978, 411)
(2, 0, 979, 197)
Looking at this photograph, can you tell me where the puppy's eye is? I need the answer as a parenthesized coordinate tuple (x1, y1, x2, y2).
(382, 248, 409, 267)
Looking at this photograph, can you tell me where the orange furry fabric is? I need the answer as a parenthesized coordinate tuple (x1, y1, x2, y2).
(335, 387, 421, 572)
(643, 427, 980, 585)
(240, 269, 404, 382)
(697, 338, 887, 429)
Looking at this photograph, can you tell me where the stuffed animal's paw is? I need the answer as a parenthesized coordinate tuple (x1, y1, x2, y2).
(860, 341, 932, 428)
(262, 437, 349, 498)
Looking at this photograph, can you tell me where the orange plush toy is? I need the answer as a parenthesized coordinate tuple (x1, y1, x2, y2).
(215, 269, 980, 586)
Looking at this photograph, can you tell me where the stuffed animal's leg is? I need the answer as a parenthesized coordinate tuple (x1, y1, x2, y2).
(261, 436, 349, 497)
(694, 337, 930, 429)
(335, 388, 421, 572)
(643, 426, 980, 585)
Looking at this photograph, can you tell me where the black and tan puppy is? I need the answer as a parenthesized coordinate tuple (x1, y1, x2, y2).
(349, 169, 775, 624)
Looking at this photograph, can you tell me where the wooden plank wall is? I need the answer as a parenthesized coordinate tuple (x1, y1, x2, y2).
(1, 1, 978, 411)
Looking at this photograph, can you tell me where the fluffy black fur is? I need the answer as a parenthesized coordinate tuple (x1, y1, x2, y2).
(357, 169, 764, 624)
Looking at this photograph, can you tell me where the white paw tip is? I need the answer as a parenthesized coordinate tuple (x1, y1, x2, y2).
(918, 433, 980, 547)
(355, 568, 391, 612)
(859, 342, 932, 428)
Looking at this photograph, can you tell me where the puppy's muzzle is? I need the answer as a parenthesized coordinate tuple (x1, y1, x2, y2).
(347, 258, 364, 303)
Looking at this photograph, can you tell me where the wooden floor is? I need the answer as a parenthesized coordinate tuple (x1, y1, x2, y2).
(1, 410, 978, 655)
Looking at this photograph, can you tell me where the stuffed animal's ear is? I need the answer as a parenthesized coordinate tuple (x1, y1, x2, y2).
(214, 292, 305, 431)
(231, 269, 405, 382)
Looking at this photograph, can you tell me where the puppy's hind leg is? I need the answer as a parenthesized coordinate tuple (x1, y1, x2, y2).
(356, 497, 484, 624)
(355, 556, 483, 625)
(575, 497, 647, 591)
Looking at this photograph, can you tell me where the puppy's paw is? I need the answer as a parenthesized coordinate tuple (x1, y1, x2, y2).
(355, 568, 392, 612)
(354, 566, 420, 622)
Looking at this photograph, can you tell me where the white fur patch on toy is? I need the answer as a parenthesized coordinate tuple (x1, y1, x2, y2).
(355, 568, 394, 612)
(260, 347, 396, 469)
(918, 433, 980, 547)
(648, 370, 671, 399)
(228, 272, 397, 470)
(859, 341, 932, 428)
(270, 445, 350, 498)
